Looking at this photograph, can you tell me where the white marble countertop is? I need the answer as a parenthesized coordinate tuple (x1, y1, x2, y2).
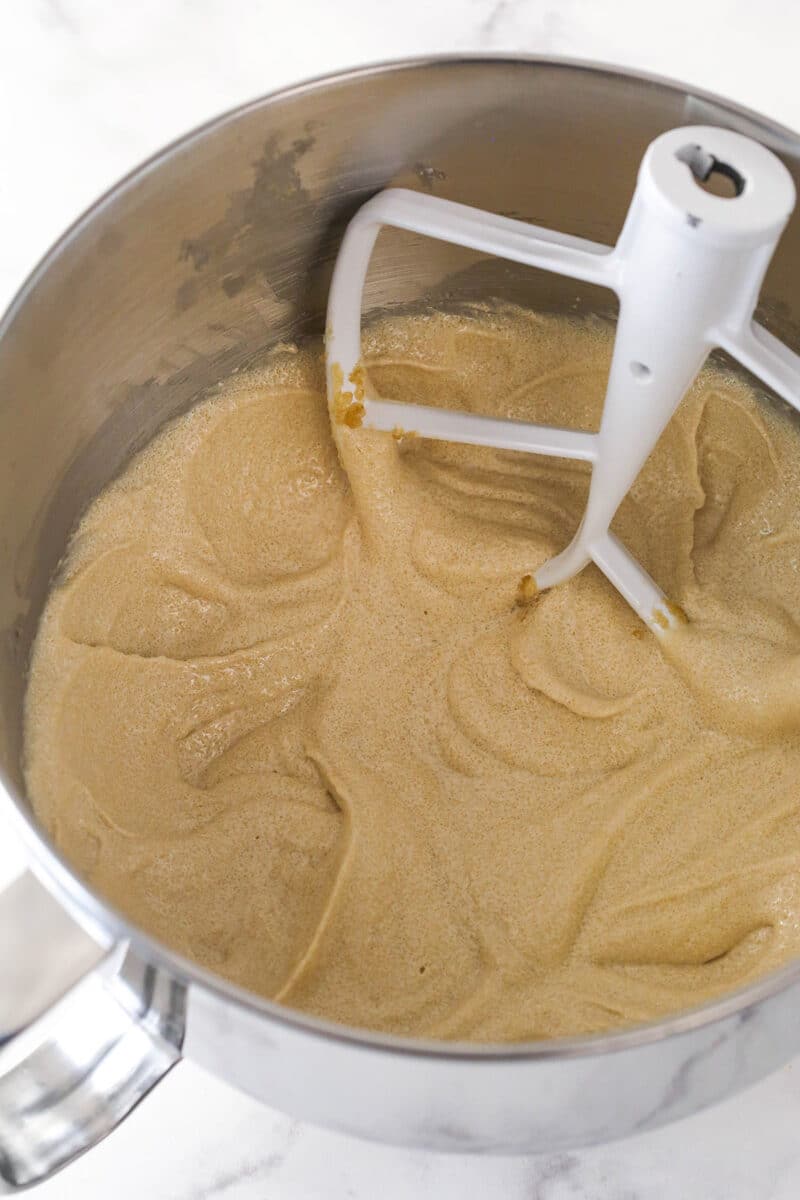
(3, 1, 800, 1196)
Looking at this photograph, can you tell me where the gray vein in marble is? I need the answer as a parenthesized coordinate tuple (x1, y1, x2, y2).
(528, 1153, 582, 1200)
(176, 1120, 298, 1200)
(479, 0, 512, 37)
(41, 0, 80, 35)
(474, 0, 567, 51)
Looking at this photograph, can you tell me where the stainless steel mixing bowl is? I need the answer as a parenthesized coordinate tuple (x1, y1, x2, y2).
(1, 56, 800, 1189)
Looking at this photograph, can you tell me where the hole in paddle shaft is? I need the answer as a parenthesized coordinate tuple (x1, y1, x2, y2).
(676, 143, 746, 199)
(630, 360, 652, 381)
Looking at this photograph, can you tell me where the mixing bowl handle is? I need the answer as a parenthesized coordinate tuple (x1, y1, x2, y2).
(0, 871, 184, 1189)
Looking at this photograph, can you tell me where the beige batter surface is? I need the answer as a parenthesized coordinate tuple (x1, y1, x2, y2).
(24, 306, 800, 1041)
